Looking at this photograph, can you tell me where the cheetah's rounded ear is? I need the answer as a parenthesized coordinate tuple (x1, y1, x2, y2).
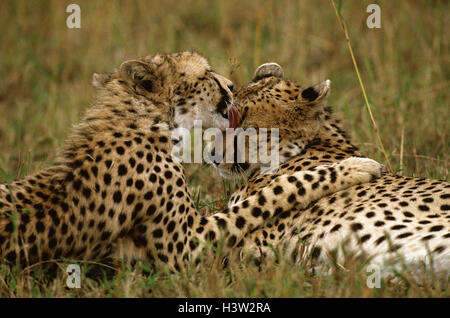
(251, 62, 284, 82)
(300, 79, 331, 103)
(120, 60, 156, 92)
(119, 60, 150, 82)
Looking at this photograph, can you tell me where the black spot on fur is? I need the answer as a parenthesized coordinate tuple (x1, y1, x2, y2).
(236, 216, 246, 229)
(350, 223, 363, 232)
(429, 225, 443, 232)
(113, 191, 122, 203)
(330, 224, 341, 232)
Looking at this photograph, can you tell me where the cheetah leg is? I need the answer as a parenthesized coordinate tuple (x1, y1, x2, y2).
(216, 157, 384, 262)
(189, 157, 383, 258)
(112, 157, 383, 270)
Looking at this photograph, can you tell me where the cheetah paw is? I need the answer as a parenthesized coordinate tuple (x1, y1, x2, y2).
(337, 156, 384, 183)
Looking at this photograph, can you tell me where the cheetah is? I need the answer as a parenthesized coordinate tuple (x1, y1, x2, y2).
(210, 63, 450, 273)
(0, 52, 383, 272)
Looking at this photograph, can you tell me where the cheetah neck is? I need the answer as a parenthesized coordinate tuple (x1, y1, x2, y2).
(86, 86, 173, 129)
(303, 110, 360, 157)
(50, 88, 178, 182)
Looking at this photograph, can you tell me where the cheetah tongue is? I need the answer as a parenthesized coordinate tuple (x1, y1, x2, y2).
(228, 105, 239, 130)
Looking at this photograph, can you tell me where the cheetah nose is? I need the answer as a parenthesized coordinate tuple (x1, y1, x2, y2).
(228, 104, 239, 130)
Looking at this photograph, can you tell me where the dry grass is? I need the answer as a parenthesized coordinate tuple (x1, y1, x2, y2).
(0, 0, 448, 297)
(1, 245, 449, 298)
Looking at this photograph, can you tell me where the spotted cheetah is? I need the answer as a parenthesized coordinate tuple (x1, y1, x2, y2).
(0, 53, 383, 272)
(211, 63, 450, 272)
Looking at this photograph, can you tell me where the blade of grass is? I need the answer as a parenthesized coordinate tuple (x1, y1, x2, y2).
(330, 0, 394, 174)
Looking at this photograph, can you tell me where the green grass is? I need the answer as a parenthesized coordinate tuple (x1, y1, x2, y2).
(0, 0, 448, 297)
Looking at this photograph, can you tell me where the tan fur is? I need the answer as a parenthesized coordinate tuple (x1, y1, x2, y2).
(0, 53, 383, 272)
(212, 64, 450, 272)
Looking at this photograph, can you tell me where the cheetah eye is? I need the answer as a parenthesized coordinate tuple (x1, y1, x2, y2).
(140, 80, 153, 92)
(227, 83, 234, 92)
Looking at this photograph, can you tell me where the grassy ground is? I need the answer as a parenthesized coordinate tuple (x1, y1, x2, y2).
(0, 0, 448, 297)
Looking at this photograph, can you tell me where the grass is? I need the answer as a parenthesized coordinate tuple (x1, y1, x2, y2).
(0, 0, 448, 297)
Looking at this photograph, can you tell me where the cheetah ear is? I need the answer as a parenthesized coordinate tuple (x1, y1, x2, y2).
(119, 60, 155, 92)
(92, 73, 111, 88)
(119, 60, 150, 82)
(300, 79, 331, 103)
(252, 62, 284, 82)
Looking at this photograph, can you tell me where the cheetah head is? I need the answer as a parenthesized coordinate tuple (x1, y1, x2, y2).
(91, 52, 238, 131)
(207, 63, 331, 179)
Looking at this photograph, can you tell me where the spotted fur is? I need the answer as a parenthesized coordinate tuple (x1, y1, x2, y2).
(212, 63, 450, 272)
(0, 53, 383, 272)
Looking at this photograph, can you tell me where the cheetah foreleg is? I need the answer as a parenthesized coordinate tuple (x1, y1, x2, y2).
(209, 157, 383, 248)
